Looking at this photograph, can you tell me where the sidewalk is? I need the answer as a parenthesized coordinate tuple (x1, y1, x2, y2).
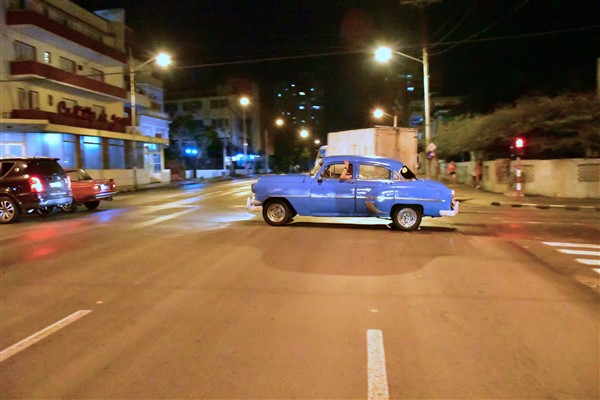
(451, 184, 600, 211)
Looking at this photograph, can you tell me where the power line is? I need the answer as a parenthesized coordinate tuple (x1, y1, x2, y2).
(429, 24, 600, 56)
(430, 0, 532, 55)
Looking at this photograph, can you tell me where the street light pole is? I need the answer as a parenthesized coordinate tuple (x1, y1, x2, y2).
(239, 97, 250, 176)
(128, 50, 172, 187)
(375, 45, 431, 176)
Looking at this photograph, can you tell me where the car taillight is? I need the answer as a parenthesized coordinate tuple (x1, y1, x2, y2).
(66, 176, 71, 189)
(94, 184, 100, 192)
(29, 177, 44, 193)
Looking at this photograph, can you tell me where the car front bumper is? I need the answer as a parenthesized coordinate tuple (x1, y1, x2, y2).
(246, 196, 262, 212)
(439, 201, 459, 216)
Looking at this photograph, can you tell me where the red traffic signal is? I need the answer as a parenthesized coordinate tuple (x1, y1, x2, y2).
(515, 137, 525, 149)
(513, 136, 526, 156)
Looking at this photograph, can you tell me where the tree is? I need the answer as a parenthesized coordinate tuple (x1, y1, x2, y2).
(168, 114, 221, 169)
(435, 94, 600, 160)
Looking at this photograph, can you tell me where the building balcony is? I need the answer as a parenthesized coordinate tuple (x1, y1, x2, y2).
(10, 109, 127, 133)
(10, 60, 127, 100)
(6, 5, 126, 65)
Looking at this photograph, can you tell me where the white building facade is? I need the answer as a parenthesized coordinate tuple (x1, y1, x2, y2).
(0, 0, 170, 187)
(165, 81, 261, 173)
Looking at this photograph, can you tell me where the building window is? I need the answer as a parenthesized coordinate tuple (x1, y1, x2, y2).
(82, 136, 102, 169)
(43, 51, 51, 64)
(29, 91, 39, 109)
(90, 68, 104, 82)
(0, 143, 25, 157)
(14, 41, 35, 61)
(183, 100, 203, 112)
(59, 56, 76, 73)
(48, 94, 53, 106)
(61, 98, 78, 109)
(210, 99, 228, 109)
(108, 139, 125, 169)
(18, 88, 27, 108)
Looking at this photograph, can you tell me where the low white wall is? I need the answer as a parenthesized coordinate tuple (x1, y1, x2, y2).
(86, 169, 171, 190)
(442, 158, 600, 199)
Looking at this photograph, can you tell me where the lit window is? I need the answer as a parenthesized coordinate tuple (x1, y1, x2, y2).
(298, 105, 305, 110)
(43, 51, 51, 63)
(299, 92, 305, 96)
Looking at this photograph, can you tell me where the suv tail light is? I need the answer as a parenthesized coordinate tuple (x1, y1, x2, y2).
(29, 177, 44, 193)
(66, 176, 71, 189)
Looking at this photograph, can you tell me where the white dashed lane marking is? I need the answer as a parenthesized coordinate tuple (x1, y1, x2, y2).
(543, 242, 600, 273)
(367, 329, 389, 400)
(0, 310, 92, 362)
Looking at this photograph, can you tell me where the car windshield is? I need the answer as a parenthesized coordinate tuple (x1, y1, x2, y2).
(309, 160, 323, 177)
(67, 169, 92, 181)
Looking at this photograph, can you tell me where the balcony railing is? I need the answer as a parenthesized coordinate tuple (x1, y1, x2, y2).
(6, 1, 126, 64)
(10, 60, 127, 99)
(11, 109, 127, 133)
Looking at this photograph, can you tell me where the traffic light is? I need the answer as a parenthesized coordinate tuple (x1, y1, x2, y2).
(512, 136, 526, 157)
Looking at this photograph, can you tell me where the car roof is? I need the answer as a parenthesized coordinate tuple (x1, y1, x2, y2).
(0, 156, 60, 162)
(322, 155, 404, 168)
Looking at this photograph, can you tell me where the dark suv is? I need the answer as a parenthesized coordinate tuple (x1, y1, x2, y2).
(0, 157, 72, 224)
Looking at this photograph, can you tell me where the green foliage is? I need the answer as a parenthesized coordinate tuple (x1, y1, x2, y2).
(435, 94, 600, 160)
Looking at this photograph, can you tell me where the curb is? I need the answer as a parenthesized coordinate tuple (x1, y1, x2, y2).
(490, 201, 600, 211)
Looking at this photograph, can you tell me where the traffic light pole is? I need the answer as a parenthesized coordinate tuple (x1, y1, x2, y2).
(515, 156, 522, 200)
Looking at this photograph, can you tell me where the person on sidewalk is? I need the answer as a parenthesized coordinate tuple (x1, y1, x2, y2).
(447, 161, 456, 184)
(472, 160, 482, 189)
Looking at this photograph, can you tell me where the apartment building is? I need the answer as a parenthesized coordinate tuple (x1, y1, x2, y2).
(165, 80, 261, 172)
(0, 0, 170, 187)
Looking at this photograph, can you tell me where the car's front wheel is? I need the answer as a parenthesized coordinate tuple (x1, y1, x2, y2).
(0, 197, 20, 224)
(262, 199, 292, 226)
(60, 202, 78, 213)
(35, 206, 55, 217)
(84, 201, 100, 210)
(391, 205, 422, 231)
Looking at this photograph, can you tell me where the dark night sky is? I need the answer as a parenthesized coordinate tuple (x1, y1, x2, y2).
(74, 0, 599, 131)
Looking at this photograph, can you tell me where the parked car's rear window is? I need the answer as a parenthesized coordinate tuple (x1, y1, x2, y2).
(28, 160, 65, 176)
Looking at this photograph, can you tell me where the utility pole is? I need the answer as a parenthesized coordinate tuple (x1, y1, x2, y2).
(400, 0, 441, 178)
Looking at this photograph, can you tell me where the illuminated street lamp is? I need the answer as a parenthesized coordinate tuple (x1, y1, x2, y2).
(299, 129, 309, 139)
(373, 108, 398, 128)
(239, 96, 250, 175)
(128, 51, 171, 188)
(129, 51, 171, 135)
(375, 45, 431, 175)
(275, 118, 284, 127)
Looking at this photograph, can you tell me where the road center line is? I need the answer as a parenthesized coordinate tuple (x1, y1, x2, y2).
(367, 329, 389, 400)
(0, 310, 92, 363)
(558, 249, 600, 256)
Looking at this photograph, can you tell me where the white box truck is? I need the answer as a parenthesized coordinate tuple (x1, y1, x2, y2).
(321, 126, 418, 170)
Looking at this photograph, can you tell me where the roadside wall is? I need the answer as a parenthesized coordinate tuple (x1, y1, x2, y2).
(441, 158, 600, 199)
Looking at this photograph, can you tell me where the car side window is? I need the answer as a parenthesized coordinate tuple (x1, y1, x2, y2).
(357, 164, 392, 180)
(321, 163, 346, 179)
(0, 162, 15, 178)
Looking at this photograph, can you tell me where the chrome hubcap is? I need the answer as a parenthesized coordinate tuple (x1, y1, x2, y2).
(267, 204, 286, 223)
(0, 201, 15, 221)
(398, 208, 417, 228)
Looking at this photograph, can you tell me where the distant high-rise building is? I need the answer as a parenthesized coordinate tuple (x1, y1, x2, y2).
(273, 80, 324, 141)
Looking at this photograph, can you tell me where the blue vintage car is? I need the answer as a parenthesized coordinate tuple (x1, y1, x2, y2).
(247, 155, 458, 231)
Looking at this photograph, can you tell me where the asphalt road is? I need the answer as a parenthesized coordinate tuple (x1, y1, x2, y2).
(1, 179, 598, 399)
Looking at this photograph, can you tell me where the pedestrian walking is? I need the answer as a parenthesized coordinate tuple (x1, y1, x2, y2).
(472, 160, 482, 188)
(447, 161, 456, 184)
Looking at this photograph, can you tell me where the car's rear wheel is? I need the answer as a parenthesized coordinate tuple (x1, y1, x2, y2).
(84, 201, 100, 210)
(35, 206, 55, 217)
(60, 202, 78, 213)
(263, 199, 292, 226)
(0, 197, 20, 224)
(391, 205, 422, 231)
